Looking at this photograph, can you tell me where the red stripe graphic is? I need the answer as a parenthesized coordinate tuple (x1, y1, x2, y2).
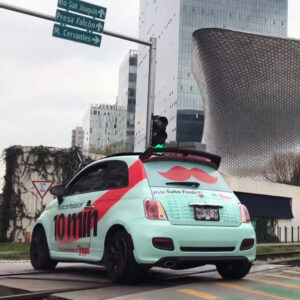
(56, 160, 147, 243)
(158, 166, 218, 184)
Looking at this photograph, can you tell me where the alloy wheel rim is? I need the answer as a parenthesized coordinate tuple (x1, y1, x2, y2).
(108, 237, 127, 273)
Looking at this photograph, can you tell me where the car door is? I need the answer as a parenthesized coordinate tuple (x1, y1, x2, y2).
(89, 160, 129, 260)
(51, 163, 107, 260)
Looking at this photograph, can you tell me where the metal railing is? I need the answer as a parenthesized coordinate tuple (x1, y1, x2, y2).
(275, 226, 300, 243)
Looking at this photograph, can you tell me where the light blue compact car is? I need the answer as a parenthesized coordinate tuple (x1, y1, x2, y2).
(30, 147, 256, 283)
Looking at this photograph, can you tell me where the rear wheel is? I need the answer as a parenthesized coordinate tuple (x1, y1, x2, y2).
(30, 226, 57, 270)
(216, 261, 252, 279)
(104, 231, 143, 283)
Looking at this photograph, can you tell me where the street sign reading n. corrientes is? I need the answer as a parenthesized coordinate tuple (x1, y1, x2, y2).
(55, 9, 104, 33)
(57, 0, 106, 20)
(53, 24, 101, 47)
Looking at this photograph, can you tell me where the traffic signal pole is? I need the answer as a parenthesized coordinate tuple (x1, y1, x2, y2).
(0, 2, 156, 150)
(145, 37, 157, 149)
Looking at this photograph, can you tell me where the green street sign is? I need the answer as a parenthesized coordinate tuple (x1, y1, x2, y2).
(53, 24, 101, 47)
(55, 9, 104, 33)
(57, 0, 106, 20)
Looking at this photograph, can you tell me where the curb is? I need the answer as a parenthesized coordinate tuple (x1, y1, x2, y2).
(0, 260, 30, 263)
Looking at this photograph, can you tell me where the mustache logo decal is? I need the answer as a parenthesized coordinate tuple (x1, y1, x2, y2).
(158, 166, 218, 184)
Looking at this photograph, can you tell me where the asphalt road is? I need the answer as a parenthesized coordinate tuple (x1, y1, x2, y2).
(0, 261, 299, 299)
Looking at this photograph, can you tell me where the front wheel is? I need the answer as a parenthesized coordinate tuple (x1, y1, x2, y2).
(216, 261, 252, 279)
(104, 231, 143, 283)
(30, 226, 57, 270)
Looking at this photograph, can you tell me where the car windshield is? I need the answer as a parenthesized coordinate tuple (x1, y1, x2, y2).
(143, 159, 231, 192)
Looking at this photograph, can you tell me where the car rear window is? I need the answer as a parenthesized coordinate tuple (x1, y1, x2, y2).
(143, 159, 231, 192)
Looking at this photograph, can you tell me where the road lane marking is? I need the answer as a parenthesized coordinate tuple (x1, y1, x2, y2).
(247, 278, 300, 290)
(217, 281, 291, 300)
(266, 273, 300, 280)
(284, 270, 300, 275)
(257, 285, 300, 300)
(178, 289, 218, 300)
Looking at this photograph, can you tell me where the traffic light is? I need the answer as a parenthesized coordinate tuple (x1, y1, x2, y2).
(151, 115, 168, 147)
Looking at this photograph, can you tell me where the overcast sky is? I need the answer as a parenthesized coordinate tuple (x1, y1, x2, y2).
(0, 0, 300, 190)
(0, 0, 139, 189)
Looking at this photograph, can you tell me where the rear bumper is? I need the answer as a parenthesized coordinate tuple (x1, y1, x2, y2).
(156, 256, 249, 268)
(126, 219, 256, 265)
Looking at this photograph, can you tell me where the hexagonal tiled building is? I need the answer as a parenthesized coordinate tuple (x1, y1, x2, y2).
(192, 28, 300, 177)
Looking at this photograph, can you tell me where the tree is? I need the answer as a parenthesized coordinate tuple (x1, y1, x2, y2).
(90, 141, 130, 157)
(263, 152, 300, 186)
(254, 217, 280, 243)
(165, 141, 177, 147)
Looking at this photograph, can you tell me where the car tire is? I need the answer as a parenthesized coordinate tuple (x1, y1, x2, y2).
(104, 230, 143, 283)
(30, 226, 57, 270)
(216, 261, 252, 279)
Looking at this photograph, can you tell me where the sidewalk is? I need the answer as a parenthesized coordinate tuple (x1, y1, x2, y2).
(258, 242, 300, 247)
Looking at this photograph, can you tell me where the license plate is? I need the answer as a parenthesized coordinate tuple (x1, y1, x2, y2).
(194, 207, 219, 221)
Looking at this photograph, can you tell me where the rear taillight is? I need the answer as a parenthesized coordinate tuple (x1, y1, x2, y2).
(239, 204, 251, 223)
(145, 199, 168, 220)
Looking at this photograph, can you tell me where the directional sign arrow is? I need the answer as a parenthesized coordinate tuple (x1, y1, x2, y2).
(92, 36, 101, 45)
(96, 22, 103, 32)
(98, 9, 106, 19)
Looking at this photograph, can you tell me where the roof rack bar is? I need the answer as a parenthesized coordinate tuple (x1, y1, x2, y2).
(139, 147, 221, 168)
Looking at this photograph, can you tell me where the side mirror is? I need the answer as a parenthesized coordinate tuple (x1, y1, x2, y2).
(50, 185, 65, 205)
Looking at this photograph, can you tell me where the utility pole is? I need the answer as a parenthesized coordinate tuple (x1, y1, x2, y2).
(145, 37, 157, 149)
(0, 2, 156, 150)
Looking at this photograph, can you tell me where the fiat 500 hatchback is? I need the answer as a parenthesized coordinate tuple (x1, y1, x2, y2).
(30, 147, 256, 283)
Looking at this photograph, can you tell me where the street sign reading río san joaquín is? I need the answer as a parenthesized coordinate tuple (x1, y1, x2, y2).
(57, 0, 106, 20)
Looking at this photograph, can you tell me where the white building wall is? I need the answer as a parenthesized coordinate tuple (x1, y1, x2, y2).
(117, 52, 130, 109)
(82, 104, 127, 151)
(117, 50, 138, 151)
(82, 107, 91, 150)
(224, 175, 300, 230)
(6, 147, 58, 241)
(71, 126, 84, 149)
(4, 146, 105, 242)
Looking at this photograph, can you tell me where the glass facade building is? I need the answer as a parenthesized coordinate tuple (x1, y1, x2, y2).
(135, 0, 288, 151)
(117, 50, 138, 151)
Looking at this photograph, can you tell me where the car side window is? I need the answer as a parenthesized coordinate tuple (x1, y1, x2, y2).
(66, 164, 106, 195)
(65, 160, 128, 196)
(102, 161, 128, 190)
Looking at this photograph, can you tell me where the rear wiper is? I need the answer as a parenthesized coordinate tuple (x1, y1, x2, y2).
(166, 181, 200, 188)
